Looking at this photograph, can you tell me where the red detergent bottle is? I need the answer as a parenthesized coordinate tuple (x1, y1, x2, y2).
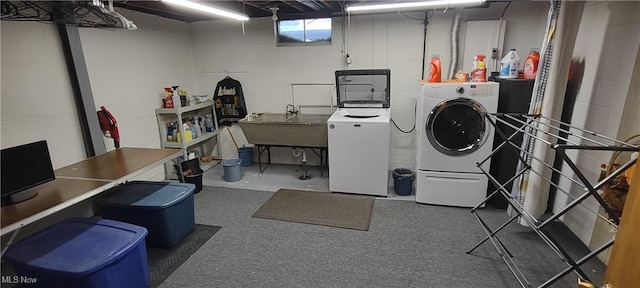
(428, 54, 442, 83)
(523, 49, 540, 79)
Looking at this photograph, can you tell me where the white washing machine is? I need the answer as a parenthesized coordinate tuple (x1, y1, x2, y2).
(328, 69, 391, 197)
(415, 82, 499, 207)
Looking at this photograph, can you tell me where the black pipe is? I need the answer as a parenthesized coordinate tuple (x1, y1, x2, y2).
(421, 12, 429, 79)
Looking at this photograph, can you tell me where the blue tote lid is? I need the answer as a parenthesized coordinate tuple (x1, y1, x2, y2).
(97, 181, 195, 209)
(4, 217, 147, 276)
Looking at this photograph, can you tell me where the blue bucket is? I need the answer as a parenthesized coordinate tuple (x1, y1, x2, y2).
(222, 159, 243, 182)
(238, 147, 254, 167)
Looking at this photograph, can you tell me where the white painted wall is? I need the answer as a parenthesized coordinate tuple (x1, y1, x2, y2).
(551, 1, 640, 253)
(1, 9, 196, 173)
(78, 9, 198, 180)
(1, 21, 86, 168)
(189, 1, 548, 167)
(80, 9, 197, 152)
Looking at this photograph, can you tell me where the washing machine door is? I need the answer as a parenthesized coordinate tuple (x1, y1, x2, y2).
(426, 98, 489, 156)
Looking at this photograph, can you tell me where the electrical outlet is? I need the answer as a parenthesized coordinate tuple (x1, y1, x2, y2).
(491, 48, 498, 59)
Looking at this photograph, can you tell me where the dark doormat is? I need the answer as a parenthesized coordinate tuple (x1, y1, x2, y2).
(252, 189, 375, 231)
(148, 224, 222, 288)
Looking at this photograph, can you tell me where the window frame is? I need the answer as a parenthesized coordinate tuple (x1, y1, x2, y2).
(276, 17, 332, 47)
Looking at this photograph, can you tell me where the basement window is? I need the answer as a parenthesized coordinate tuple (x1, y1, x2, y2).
(277, 18, 331, 46)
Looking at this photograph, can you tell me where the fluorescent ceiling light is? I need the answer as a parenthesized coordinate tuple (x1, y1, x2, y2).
(346, 0, 485, 13)
(162, 0, 249, 21)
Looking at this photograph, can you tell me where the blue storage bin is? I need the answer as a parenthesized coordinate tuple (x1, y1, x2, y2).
(94, 181, 195, 248)
(3, 217, 149, 288)
(238, 146, 254, 167)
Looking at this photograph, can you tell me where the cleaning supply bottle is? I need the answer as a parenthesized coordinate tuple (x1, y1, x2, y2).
(499, 49, 520, 79)
(428, 54, 442, 83)
(171, 85, 181, 108)
(523, 48, 540, 79)
(470, 54, 487, 82)
(163, 87, 174, 108)
(205, 115, 214, 132)
(192, 116, 201, 138)
(179, 122, 192, 142)
(166, 122, 174, 142)
(190, 120, 198, 139)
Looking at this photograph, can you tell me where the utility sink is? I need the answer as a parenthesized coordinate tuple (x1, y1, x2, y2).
(238, 113, 330, 148)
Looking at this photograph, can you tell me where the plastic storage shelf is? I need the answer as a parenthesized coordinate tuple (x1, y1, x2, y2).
(3, 217, 149, 288)
(94, 181, 196, 248)
(155, 101, 221, 178)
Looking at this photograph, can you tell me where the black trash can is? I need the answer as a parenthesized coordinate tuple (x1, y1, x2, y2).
(183, 174, 203, 194)
(392, 168, 414, 196)
(175, 159, 203, 194)
(179, 158, 200, 173)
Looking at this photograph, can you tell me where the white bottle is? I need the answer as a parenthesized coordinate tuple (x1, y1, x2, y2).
(499, 49, 520, 79)
(193, 118, 201, 138)
(205, 115, 214, 132)
(172, 87, 181, 108)
(190, 121, 198, 139)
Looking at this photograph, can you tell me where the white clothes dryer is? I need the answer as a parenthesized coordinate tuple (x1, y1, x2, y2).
(415, 82, 499, 207)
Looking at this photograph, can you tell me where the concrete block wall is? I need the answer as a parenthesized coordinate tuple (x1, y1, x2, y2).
(551, 1, 640, 260)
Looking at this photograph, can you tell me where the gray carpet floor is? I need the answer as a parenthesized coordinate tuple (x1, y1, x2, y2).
(148, 224, 222, 288)
(159, 186, 606, 288)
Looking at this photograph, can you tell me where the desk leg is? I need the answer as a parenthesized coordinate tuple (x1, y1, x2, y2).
(1, 227, 21, 257)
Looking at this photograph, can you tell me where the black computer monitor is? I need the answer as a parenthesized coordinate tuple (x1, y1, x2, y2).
(1, 140, 55, 206)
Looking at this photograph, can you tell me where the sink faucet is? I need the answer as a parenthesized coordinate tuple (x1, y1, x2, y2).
(286, 104, 298, 120)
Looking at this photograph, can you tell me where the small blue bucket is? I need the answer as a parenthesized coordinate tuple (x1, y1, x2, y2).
(238, 147, 254, 167)
(223, 159, 243, 182)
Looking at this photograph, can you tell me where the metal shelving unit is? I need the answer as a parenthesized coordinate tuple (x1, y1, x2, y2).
(155, 101, 221, 178)
(469, 113, 638, 288)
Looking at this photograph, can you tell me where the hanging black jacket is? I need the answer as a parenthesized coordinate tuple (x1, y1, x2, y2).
(213, 77, 247, 125)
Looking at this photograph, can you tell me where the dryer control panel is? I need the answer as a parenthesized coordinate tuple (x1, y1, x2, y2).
(422, 82, 498, 98)
(455, 84, 492, 96)
(466, 84, 492, 96)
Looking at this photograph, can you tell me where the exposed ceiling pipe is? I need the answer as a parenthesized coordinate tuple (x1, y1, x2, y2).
(270, 7, 279, 39)
(281, 1, 308, 12)
(447, 8, 463, 79)
(239, 1, 272, 13)
(296, 0, 324, 11)
(317, 0, 340, 10)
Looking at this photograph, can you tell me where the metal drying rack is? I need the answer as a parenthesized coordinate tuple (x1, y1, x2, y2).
(468, 113, 638, 288)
